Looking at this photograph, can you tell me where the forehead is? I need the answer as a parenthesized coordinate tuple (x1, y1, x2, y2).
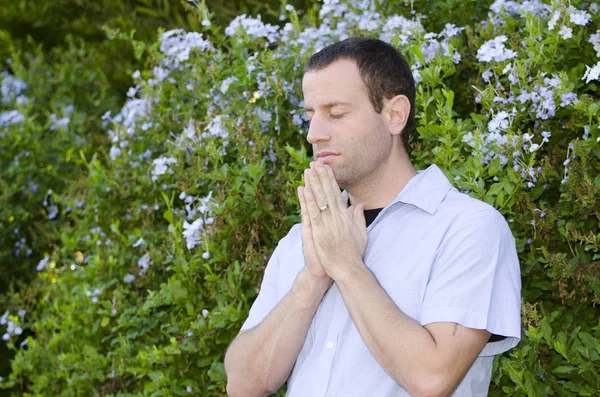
(302, 59, 368, 108)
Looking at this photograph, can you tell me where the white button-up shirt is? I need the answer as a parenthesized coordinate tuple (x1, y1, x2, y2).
(241, 164, 522, 396)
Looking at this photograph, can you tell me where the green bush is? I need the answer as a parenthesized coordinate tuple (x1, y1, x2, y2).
(1, 0, 599, 395)
(0, 0, 311, 380)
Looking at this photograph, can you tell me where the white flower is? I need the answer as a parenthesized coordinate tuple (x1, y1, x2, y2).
(254, 106, 272, 129)
(138, 254, 152, 275)
(548, 10, 561, 30)
(109, 146, 121, 161)
(202, 309, 209, 318)
(482, 69, 493, 83)
(440, 23, 464, 38)
(1, 73, 28, 104)
(36, 256, 50, 271)
(160, 29, 211, 66)
(201, 19, 211, 26)
(589, 31, 600, 57)
(476, 36, 517, 63)
(582, 62, 600, 83)
(558, 25, 572, 40)
(490, 0, 548, 17)
(0, 110, 25, 128)
(48, 204, 59, 220)
(203, 116, 229, 140)
(568, 6, 591, 26)
(202, 251, 210, 259)
(541, 131, 551, 142)
(220, 77, 237, 94)
(225, 14, 280, 43)
(183, 218, 206, 250)
(560, 92, 578, 107)
(187, 386, 193, 393)
(0, 311, 8, 325)
(123, 274, 135, 283)
(411, 68, 421, 84)
(522, 133, 534, 142)
(583, 126, 590, 140)
(529, 143, 540, 152)
(488, 110, 512, 133)
(132, 238, 145, 248)
(151, 156, 177, 181)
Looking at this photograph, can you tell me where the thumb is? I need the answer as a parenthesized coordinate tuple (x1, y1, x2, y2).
(354, 203, 367, 230)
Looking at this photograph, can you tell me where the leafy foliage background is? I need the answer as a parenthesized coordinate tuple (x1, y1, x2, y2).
(1, 0, 599, 396)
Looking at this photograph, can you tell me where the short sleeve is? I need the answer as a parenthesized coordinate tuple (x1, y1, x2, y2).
(419, 208, 521, 356)
(240, 242, 281, 331)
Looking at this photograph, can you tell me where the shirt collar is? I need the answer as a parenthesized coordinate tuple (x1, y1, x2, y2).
(341, 164, 453, 215)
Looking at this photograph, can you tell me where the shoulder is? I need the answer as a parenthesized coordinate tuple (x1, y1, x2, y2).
(438, 188, 513, 240)
(272, 223, 303, 254)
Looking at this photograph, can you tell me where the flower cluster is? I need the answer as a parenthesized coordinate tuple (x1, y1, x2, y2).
(225, 14, 280, 44)
(1, 310, 24, 341)
(1, 72, 28, 105)
(180, 191, 216, 252)
(85, 288, 102, 304)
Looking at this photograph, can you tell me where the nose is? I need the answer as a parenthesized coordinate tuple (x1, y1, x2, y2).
(306, 114, 331, 145)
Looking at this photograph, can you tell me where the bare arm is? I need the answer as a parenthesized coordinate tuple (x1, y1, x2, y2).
(335, 262, 490, 397)
(224, 269, 329, 396)
(225, 181, 333, 397)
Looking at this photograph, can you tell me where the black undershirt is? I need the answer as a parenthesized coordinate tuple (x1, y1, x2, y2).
(350, 199, 505, 343)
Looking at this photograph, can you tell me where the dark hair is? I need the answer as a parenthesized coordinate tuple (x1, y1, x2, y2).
(304, 37, 416, 153)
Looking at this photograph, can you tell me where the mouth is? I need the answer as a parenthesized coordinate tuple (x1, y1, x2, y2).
(316, 152, 339, 164)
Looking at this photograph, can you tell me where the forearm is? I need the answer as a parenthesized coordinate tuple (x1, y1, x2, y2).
(335, 263, 447, 395)
(225, 269, 330, 397)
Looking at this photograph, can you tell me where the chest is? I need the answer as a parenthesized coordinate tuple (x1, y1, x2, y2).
(278, 205, 451, 321)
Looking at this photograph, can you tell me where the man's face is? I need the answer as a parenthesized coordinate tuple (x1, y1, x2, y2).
(302, 59, 393, 190)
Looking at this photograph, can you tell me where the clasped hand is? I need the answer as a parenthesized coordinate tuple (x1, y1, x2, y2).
(297, 160, 368, 282)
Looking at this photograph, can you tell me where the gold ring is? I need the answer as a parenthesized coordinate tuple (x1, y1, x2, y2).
(319, 204, 329, 213)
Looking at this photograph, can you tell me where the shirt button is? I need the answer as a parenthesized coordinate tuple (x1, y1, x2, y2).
(326, 342, 334, 349)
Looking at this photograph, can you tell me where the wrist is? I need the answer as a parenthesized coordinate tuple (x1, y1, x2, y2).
(291, 269, 331, 309)
(332, 258, 370, 288)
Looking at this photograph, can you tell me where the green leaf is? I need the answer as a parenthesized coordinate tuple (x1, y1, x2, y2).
(552, 365, 577, 375)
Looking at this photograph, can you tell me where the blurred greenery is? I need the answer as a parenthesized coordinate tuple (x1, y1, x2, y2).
(1, 0, 599, 395)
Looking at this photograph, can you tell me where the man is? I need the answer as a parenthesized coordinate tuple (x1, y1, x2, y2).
(224, 37, 521, 397)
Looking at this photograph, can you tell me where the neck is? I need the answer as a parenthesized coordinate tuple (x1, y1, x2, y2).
(347, 150, 417, 210)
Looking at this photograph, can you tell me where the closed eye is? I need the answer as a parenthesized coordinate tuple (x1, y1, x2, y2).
(329, 113, 345, 119)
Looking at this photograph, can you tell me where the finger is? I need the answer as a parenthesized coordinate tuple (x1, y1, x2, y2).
(298, 186, 310, 227)
(323, 163, 347, 210)
(354, 203, 367, 230)
(303, 183, 324, 228)
(306, 165, 329, 213)
(314, 160, 343, 212)
(298, 186, 316, 243)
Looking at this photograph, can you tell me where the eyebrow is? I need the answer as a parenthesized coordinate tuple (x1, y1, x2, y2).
(303, 101, 354, 112)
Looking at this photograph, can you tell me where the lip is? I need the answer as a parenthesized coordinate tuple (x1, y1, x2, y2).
(316, 152, 339, 164)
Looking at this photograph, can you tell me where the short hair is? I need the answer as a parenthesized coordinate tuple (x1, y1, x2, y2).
(304, 37, 416, 153)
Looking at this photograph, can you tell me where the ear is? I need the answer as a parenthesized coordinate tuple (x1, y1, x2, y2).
(384, 95, 410, 138)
